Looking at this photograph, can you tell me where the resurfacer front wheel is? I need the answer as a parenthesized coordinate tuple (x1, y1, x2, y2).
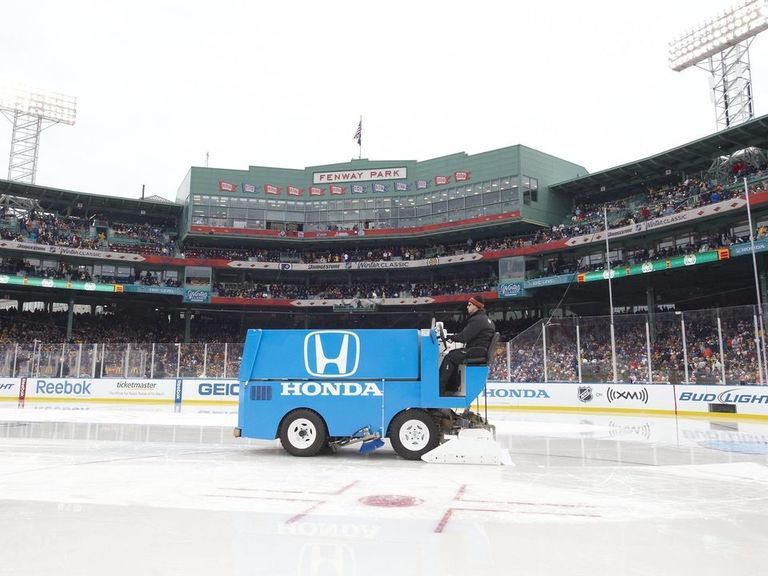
(279, 409, 328, 456)
(389, 409, 440, 460)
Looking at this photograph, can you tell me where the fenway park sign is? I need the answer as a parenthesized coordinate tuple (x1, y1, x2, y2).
(313, 167, 407, 184)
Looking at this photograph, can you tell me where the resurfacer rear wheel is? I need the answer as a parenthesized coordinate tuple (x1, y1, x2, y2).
(279, 409, 328, 456)
(389, 409, 440, 460)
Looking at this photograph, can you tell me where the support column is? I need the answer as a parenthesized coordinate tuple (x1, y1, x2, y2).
(66, 298, 74, 341)
(184, 308, 191, 343)
(646, 286, 656, 341)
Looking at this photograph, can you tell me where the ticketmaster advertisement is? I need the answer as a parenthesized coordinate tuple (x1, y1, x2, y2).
(22, 378, 177, 402)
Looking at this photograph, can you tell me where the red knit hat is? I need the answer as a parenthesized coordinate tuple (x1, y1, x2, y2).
(468, 295, 485, 309)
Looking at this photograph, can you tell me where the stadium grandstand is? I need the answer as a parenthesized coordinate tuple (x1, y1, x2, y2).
(1, 114, 768, 384)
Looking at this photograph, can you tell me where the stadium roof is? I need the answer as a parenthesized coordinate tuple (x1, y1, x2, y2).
(0, 179, 181, 222)
(550, 113, 768, 198)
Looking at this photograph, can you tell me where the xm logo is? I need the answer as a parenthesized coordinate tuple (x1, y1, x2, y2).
(607, 387, 649, 404)
(304, 331, 360, 377)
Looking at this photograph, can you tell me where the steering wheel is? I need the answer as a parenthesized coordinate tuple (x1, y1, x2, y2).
(436, 324, 449, 347)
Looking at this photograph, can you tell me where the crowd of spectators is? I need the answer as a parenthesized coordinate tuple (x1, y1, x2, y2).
(1, 222, 754, 294)
(0, 212, 176, 255)
(0, 259, 180, 287)
(213, 278, 496, 300)
(0, 305, 764, 384)
(569, 232, 744, 275)
(0, 306, 533, 347)
(0, 309, 241, 345)
(503, 308, 762, 385)
(562, 165, 768, 235)
(0, 167, 764, 267)
(182, 244, 433, 263)
(2, 213, 100, 249)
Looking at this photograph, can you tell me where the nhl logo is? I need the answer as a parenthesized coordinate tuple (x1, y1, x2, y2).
(578, 386, 593, 403)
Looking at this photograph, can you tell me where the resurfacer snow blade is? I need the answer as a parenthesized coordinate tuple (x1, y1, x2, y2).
(421, 428, 512, 465)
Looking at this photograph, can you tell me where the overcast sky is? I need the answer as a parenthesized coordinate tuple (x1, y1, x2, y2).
(1, 0, 767, 201)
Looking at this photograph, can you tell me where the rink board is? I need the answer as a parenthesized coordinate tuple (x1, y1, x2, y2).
(21, 378, 178, 403)
(5, 378, 768, 418)
(484, 382, 674, 412)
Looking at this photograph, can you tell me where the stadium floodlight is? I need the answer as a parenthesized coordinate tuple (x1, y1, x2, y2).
(0, 84, 77, 125)
(669, 0, 768, 71)
(669, 0, 768, 130)
(0, 82, 77, 184)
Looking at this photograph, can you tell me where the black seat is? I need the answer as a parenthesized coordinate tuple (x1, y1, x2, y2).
(464, 332, 500, 366)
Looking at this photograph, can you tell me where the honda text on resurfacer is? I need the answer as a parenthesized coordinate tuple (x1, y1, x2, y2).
(234, 328, 510, 464)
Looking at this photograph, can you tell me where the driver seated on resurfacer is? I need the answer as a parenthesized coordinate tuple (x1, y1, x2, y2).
(439, 295, 496, 396)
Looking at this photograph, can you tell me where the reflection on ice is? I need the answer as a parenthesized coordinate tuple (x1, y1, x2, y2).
(1, 402, 767, 576)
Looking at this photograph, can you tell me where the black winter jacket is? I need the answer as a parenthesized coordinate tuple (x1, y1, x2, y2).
(452, 309, 496, 353)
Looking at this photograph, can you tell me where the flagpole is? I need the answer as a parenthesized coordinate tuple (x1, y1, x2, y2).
(358, 116, 362, 160)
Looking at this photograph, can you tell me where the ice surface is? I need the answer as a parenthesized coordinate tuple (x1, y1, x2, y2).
(1, 402, 767, 576)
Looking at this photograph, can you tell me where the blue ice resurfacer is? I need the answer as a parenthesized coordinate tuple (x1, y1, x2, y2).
(234, 327, 506, 463)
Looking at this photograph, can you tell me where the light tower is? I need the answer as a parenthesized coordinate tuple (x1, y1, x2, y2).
(668, 0, 768, 131)
(0, 83, 77, 184)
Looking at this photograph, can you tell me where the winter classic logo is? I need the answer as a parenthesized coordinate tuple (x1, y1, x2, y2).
(498, 282, 524, 298)
(183, 289, 210, 303)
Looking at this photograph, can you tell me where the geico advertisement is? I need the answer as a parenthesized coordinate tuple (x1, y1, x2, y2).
(486, 382, 675, 411)
(0, 379, 20, 399)
(675, 385, 768, 416)
(182, 379, 240, 403)
(23, 378, 177, 401)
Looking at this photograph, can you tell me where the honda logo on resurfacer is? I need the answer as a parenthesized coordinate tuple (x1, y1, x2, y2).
(304, 331, 360, 377)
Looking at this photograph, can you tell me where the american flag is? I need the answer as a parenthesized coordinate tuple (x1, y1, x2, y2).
(353, 119, 362, 145)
